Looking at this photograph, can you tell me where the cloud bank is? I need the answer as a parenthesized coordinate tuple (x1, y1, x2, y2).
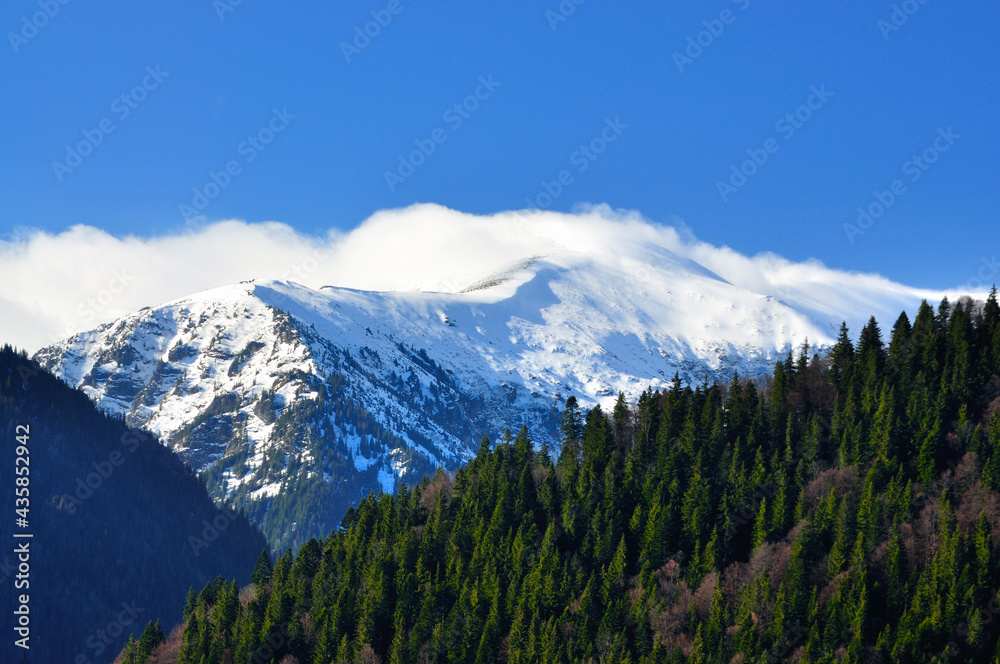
(0, 203, 976, 352)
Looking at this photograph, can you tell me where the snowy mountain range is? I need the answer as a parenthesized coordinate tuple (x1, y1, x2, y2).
(32, 209, 970, 548)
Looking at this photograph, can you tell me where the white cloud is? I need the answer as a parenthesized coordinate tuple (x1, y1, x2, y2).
(0, 203, 978, 352)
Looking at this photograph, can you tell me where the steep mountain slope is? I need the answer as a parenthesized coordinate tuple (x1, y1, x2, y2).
(120, 293, 1000, 664)
(0, 347, 267, 664)
(32, 243, 964, 550)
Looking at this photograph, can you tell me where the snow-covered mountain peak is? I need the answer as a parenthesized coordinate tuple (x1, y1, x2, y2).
(6, 204, 981, 353)
(31, 216, 979, 549)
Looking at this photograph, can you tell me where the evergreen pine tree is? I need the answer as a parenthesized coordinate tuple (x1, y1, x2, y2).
(251, 548, 273, 586)
(121, 634, 137, 664)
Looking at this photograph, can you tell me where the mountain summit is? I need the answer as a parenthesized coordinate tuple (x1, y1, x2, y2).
(33, 217, 967, 548)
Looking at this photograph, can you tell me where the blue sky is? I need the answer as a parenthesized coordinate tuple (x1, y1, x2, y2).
(1, 0, 997, 289)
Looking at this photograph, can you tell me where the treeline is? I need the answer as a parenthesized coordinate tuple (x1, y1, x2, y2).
(127, 292, 1000, 663)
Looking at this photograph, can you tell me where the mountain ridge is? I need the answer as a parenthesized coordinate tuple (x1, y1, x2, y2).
(33, 238, 975, 549)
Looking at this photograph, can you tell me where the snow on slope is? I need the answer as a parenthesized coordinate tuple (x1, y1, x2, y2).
(31, 211, 974, 549)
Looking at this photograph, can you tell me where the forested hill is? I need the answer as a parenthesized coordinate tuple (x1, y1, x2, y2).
(0, 346, 268, 664)
(125, 293, 1000, 664)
